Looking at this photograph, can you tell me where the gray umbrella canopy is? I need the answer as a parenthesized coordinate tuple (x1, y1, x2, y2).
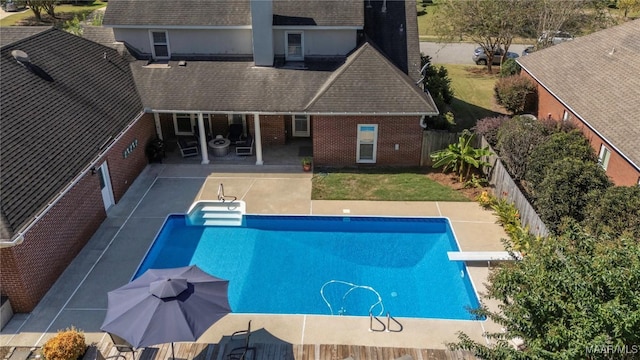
(100, 265, 231, 348)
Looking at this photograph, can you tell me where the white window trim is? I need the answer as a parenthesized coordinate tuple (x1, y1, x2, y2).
(149, 30, 170, 60)
(356, 124, 378, 164)
(598, 144, 611, 170)
(562, 110, 571, 122)
(292, 115, 310, 137)
(285, 31, 304, 61)
(173, 113, 196, 136)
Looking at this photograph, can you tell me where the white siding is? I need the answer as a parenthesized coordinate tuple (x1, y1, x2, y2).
(113, 28, 254, 56)
(273, 29, 357, 56)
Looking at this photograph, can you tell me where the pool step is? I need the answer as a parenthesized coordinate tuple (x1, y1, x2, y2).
(186, 200, 246, 226)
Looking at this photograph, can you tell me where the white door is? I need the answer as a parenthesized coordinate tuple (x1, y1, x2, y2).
(97, 161, 115, 211)
(292, 115, 310, 137)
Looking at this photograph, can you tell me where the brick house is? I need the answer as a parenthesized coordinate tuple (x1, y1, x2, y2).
(517, 19, 640, 186)
(103, 0, 438, 166)
(0, 29, 156, 312)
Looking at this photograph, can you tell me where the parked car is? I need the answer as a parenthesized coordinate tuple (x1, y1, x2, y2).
(1, 0, 27, 11)
(521, 45, 535, 56)
(537, 31, 574, 46)
(472, 46, 519, 65)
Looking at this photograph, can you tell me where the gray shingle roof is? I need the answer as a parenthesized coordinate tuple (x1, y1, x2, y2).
(517, 19, 640, 171)
(0, 26, 51, 47)
(103, 0, 362, 27)
(272, 0, 363, 27)
(0, 29, 143, 240)
(132, 42, 437, 115)
(306, 42, 438, 114)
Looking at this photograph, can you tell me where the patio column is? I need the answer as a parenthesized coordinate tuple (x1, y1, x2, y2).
(153, 112, 163, 140)
(197, 112, 210, 164)
(253, 113, 264, 165)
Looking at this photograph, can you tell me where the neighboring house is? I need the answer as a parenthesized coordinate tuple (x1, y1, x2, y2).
(517, 19, 640, 186)
(0, 28, 155, 312)
(103, 0, 438, 167)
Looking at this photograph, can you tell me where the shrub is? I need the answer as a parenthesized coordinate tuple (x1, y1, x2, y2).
(535, 158, 611, 233)
(525, 130, 597, 196)
(538, 116, 578, 135)
(431, 130, 492, 182)
(43, 327, 86, 360)
(494, 75, 536, 114)
(479, 192, 536, 253)
(583, 186, 640, 238)
(473, 115, 510, 146)
(496, 116, 546, 180)
(499, 58, 520, 77)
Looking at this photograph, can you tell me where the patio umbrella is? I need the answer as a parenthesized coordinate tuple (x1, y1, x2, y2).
(100, 265, 231, 359)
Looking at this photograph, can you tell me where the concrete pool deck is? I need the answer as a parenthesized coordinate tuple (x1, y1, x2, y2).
(0, 163, 508, 350)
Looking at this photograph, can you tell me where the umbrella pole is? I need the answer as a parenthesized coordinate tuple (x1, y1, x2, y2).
(171, 342, 175, 360)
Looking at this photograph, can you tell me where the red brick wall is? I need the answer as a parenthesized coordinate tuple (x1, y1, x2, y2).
(0, 114, 156, 312)
(523, 71, 640, 186)
(312, 116, 422, 167)
(250, 115, 286, 146)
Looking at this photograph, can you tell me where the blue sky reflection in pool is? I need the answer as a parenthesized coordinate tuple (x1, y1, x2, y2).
(135, 215, 480, 320)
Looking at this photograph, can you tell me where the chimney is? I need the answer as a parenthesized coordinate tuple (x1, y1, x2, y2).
(251, 0, 274, 66)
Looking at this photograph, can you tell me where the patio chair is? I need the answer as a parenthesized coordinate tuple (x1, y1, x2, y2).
(226, 320, 255, 360)
(107, 333, 138, 360)
(235, 135, 254, 156)
(177, 137, 199, 158)
(226, 124, 244, 145)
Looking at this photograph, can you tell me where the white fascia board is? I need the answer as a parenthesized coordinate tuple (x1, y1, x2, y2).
(106, 25, 252, 30)
(273, 26, 362, 30)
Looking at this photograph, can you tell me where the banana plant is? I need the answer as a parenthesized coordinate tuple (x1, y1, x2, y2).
(430, 130, 492, 183)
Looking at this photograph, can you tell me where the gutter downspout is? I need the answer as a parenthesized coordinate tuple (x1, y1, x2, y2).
(0, 111, 146, 248)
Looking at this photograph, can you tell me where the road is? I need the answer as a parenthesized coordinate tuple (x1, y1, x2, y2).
(419, 41, 530, 65)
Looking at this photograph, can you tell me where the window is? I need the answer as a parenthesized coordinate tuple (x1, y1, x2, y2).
(173, 113, 195, 135)
(150, 30, 170, 59)
(562, 110, 571, 122)
(357, 124, 378, 163)
(598, 144, 611, 170)
(292, 115, 310, 137)
(285, 32, 303, 61)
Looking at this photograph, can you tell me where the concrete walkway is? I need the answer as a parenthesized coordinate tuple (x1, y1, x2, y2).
(0, 164, 507, 350)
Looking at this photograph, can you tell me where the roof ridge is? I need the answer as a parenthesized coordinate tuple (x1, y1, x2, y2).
(303, 42, 371, 111)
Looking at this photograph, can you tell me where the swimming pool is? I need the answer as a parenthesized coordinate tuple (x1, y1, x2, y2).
(135, 215, 480, 320)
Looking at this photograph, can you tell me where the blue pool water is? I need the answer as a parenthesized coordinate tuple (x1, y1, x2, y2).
(135, 215, 480, 320)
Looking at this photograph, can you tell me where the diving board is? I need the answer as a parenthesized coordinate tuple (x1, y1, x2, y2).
(447, 251, 522, 261)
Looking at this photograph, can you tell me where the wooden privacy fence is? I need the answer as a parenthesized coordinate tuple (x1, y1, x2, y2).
(480, 136, 549, 237)
(419, 131, 462, 166)
(419, 130, 548, 237)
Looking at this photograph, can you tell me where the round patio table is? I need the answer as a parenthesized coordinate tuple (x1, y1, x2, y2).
(208, 136, 230, 156)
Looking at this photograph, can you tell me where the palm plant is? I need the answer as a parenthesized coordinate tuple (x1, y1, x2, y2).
(430, 130, 492, 182)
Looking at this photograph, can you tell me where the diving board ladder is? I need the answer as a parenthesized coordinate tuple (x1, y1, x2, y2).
(187, 200, 246, 226)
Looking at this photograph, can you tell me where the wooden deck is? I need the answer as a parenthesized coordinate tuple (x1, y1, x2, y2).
(92, 342, 477, 360)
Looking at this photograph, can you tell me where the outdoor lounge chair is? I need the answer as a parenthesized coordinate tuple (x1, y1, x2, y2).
(235, 135, 254, 156)
(177, 137, 199, 157)
(226, 124, 244, 145)
(107, 333, 137, 360)
(226, 320, 255, 360)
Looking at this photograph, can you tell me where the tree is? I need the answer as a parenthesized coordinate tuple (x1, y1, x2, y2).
(583, 186, 640, 239)
(449, 223, 640, 359)
(535, 158, 611, 232)
(436, 0, 521, 72)
(431, 131, 492, 183)
(496, 116, 546, 181)
(618, 0, 640, 18)
(494, 75, 536, 114)
(419, 54, 454, 111)
(27, 0, 56, 22)
(525, 130, 597, 196)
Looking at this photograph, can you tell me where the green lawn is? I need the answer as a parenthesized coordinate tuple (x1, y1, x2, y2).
(0, 1, 106, 27)
(311, 169, 470, 201)
(440, 64, 505, 130)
